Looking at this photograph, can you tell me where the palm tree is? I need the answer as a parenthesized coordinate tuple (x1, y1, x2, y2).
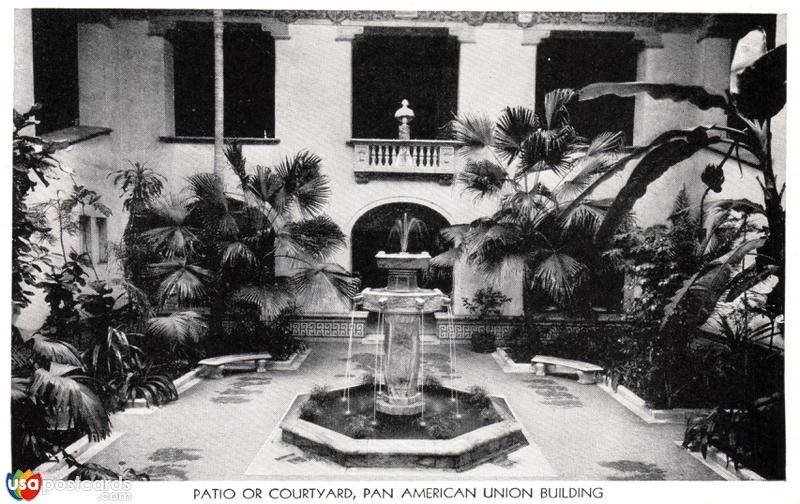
(143, 144, 358, 333)
(213, 9, 225, 175)
(436, 89, 627, 342)
(217, 144, 358, 320)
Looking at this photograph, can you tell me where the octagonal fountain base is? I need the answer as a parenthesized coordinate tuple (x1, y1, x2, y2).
(280, 386, 529, 471)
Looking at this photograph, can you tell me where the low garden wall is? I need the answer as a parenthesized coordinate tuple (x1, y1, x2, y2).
(289, 312, 368, 339)
(432, 312, 633, 346)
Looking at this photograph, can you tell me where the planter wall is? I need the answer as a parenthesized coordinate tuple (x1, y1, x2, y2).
(290, 312, 368, 339)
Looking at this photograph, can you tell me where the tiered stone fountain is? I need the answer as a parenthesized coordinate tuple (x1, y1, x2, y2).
(360, 250, 448, 416)
(279, 102, 528, 470)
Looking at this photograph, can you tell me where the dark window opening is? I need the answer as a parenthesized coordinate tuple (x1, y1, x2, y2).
(172, 22, 275, 138)
(31, 9, 80, 134)
(536, 32, 639, 144)
(79, 215, 92, 256)
(96, 217, 108, 263)
(352, 28, 459, 139)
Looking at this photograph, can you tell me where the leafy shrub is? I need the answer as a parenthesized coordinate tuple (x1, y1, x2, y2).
(466, 386, 490, 408)
(462, 286, 511, 318)
(343, 414, 377, 439)
(683, 392, 784, 479)
(480, 406, 502, 425)
(471, 331, 496, 353)
(110, 364, 178, 408)
(265, 305, 304, 361)
(309, 385, 333, 407)
(219, 305, 303, 361)
(425, 414, 459, 440)
(299, 399, 323, 422)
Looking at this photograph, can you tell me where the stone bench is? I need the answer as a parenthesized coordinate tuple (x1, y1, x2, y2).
(531, 355, 604, 384)
(198, 353, 272, 379)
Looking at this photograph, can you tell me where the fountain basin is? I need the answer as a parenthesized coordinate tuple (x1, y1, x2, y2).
(280, 385, 529, 470)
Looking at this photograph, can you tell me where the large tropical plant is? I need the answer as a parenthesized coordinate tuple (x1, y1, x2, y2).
(109, 161, 166, 289)
(13, 105, 59, 310)
(141, 145, 358, 342)
(11, 332, 111, 469)
(575, 28, 785, 332)
(436, 89, 628, 340)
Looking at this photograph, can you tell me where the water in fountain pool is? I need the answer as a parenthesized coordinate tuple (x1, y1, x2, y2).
(304, 384, 499, 440)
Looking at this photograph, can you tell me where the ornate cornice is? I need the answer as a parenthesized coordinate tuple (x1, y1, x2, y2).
(253, 11, 707, 32)
(130, 10, 709, 33)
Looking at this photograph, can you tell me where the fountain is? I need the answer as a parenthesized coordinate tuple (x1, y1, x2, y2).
(280, 97, 527, 470)
(280, 211, 529, 470)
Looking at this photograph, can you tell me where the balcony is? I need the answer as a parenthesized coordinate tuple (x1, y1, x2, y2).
(348, 138, 459, 184)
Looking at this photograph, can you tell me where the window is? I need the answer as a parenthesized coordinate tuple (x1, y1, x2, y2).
(536, 32, 639, 144)
(96, 217, 109, 264)
(79, 215, 92, 256)
(31, 9, 80, 134)
(171, 22, 275, 138)
(352, 28, 459, 139)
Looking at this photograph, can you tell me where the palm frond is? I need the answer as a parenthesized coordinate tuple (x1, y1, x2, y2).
(142, 195, 198, 258)
(28, 368, 111, 441)
(292, 263, 360, 305)
(543, 88, 576, 128)
(151, 260, 212, 306)
(586, 131, 625, 156)
(440, 224, 469, 249)
(531, 252, 586, 304)
(430, 247, 462, 269)
(281, 215, 347, 260)
(464, 221, 525, 275)
(505, 190, 549, 224)
(272, 151, 331, 218)
(494, 106, 540, 164)
(458, 159, 508, 199)
(187, 173, 239, 237)
(556, 136, 622, 201)
(146, 311, 207, 346)
(224, 140, 248, 187)
(233, 284, 294, 322)
(448, 112, 495, 156)
(29, 335, 84, 368)
(561, 199, 611, 232)
(517, 125, 578, 177)
(221, 241, 258, 270)
(112, 279, 153, 320)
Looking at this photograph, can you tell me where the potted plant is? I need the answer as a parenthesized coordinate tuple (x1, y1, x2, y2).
(462, 287, 510, 353)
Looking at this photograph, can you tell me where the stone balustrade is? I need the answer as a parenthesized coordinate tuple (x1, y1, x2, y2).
(348, 138, 459, 184)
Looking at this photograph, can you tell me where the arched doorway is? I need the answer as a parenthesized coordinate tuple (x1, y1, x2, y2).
(350, 202, 452, 294)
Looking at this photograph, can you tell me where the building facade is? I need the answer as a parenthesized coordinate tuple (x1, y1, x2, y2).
(13, 10, 784, 338)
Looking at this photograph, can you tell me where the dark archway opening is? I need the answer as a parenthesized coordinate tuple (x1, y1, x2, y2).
(351, 203, 452, 294)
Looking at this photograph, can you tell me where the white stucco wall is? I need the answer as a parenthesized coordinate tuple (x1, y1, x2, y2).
(16, 12, 779, 327)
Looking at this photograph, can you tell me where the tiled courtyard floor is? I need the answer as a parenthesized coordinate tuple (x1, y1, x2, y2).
(87, 342, 720, 480)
